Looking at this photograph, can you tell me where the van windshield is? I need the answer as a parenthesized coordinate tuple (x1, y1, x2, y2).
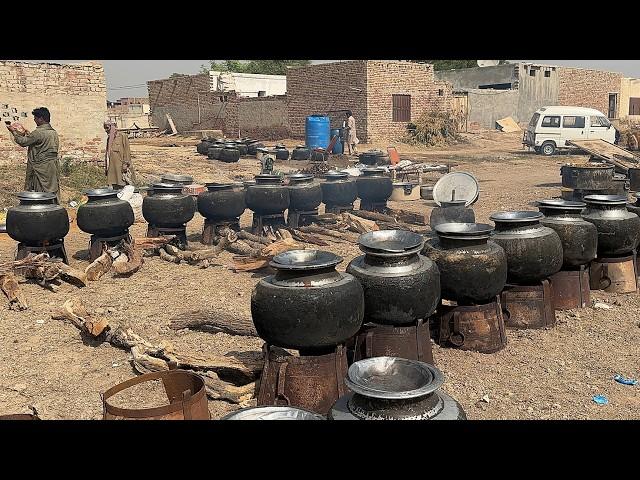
(529, 113, 540, 127)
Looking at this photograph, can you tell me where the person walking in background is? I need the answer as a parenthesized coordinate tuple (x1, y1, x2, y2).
(344, 110, 359, 155)
(6, 107, 61, 202)
(104, 119, 136, 189)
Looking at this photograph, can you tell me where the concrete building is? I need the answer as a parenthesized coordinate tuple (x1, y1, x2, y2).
(435, 62, 624, 129)
(210, 71, 286, 97)
(286, 60, 453, 142)
(0, 60, 107, 162)
(107, 97, 152, 129)
(620, 78, 640, 122)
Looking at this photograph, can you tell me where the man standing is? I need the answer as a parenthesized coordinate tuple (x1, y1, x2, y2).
(6, 107, 61, 201)
(344, 110, 359, 155)
(104, 119, 136, 189)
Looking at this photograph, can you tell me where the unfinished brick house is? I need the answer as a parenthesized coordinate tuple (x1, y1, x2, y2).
(286, 60, 453, 143)
(147, 73, 289, 139)
(435, 62, 625, 129)
(0, 61, 107, 162)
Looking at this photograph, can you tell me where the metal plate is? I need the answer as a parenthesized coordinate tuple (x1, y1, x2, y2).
(345, 357, 444, 400)
(221, 406, 325, 420)
(270, 249, 343, 271)
(583, 194, 628, 206)
(489, 211, 543, 223)
(358, 230, 423, 253)
(432, 172, 479, 207)
(537, 199, 585, 210)
(434, 222, 493, 239)
(83, 187, 117, 197)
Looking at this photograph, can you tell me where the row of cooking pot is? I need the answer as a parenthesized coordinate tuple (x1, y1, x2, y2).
(197, 138, 317, 161)
(249, 194, 640, 352)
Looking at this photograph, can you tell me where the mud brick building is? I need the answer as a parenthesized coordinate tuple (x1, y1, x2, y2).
(0, 61, 107, 162)
(286, 60, 453, 142)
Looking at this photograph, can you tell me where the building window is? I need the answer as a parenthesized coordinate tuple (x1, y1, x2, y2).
(563, 116, 585, 128)
(258, 90, 266, 97)
(629, 97, 640, 115)
(529, 69, 536, 77)
(544, 70, 551, 78)
(392, 94, 411, 122)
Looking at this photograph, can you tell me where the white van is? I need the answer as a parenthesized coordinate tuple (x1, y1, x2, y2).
(523, 106, 617, 156)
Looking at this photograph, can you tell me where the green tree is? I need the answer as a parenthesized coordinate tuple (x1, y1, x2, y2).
(200, 60, 311, 75)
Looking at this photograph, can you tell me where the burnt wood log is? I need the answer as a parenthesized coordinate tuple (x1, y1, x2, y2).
(168, 310, 258, 337)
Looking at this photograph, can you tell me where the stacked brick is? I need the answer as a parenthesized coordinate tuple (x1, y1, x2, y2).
(557, 67, 622, 117)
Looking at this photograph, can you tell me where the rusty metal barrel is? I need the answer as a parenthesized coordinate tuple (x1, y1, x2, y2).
(102, 370, 210, 420)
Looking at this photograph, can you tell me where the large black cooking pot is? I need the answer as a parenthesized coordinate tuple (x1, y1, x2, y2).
(274, 145, 290, 161)
(142, 183, 195, 228)
(423, 223, 507, 304)
(196, 140, 212, 155)
(291, 145, 311, 161)
(247, 142, 265, 156)
(251, 250, 364, 351)
(219, 145, 241, 163)
(233, 141, 248, 156)
(356, 168, 393, 203)
(321, 171, 358, 208)
(6, 192, 69, 246)
(561, 164, 614, 190)
(346, 230, 440, 325)
(359, 150, 389, 166)
(245, 175, 290, 215)
(287, 174, 322, 212)
(207, 145, 223, 160)
(197, 183, 246, 220)
(537, 199, 597, 267)
(77, 188, 134, 237)
(582, 195, 640, 256)
(429, 200, 476, 230)
(489, 211, 563, 285)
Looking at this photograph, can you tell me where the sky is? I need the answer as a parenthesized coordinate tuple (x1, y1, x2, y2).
(17, 60, 640, 100)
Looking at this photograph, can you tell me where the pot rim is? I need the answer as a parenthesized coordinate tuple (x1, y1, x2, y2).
(358, 229, 424, 253)
(83, 187, 119, 197)
(161, 173, 194, 183)
(345, 357, 445, 400)
(440, 200, 467, 207)
(270, 249, 343, 271)
(325, 171, 349, 180)
(221, 406, 325, 420)
(287, 173, 314, 183)
(434, 222, 493, 239)
(16, 191, 57, 201)
(205, 182, 242, 190)
(489, 211, 543, 223)
(360, 167, 387, 176)
(583, 194, 628, 205)
(254, 174, 282, 184)
(150, 182, 185, 193)
(537, 199, 586, 210)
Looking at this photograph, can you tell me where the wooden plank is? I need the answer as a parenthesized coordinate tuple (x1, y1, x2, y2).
(165, 113, 178, 135)
(566, 139, 640, 173)
(496, 117, 521, 133)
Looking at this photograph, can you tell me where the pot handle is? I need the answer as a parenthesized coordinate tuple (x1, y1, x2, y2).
(448, 313, 465, 347)
(599, 263, 612, 290)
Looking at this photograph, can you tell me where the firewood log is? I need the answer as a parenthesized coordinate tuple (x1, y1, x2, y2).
(0, 274, 28, 310)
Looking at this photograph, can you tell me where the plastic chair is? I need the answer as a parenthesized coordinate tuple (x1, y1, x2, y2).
(387, 146, 401, 166)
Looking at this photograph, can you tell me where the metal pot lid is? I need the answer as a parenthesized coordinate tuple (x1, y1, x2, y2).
(434, 222, 493, 239)
(221, 406, 325, 420)
(361, 167, 387, 176)
(270, 249, 343, 271)
(16, 191, 57, 201)
(205, 182, 240, 190)
(294, 145, 307, 149)
(440, 200, 467, 207)
(151, 182, 185, 192)
(358, 229, 424, 253)
(83, 187, 118, 197)
(537, 199, 586, 210)
(161, 173, 193, 183)
(490, 211, 543, 223)
(583, 194, 628, 205)
(325, 171, 349, 180)
(287, 173, 313, 183)
(345, 357, 444, 400)
(254, 174, 282, 184)
(432, 172, 479, 207)
(275, 144, 287, 149)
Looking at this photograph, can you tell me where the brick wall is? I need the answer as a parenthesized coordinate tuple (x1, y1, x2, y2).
(0, 61, 107, 162)
(366, 61, 452, 142)
(286, 61, 368, 140)
(238, 95, 290, 139)
(557, 67, 622, 118)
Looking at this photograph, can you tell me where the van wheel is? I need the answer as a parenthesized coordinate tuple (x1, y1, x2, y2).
(541, 142, 556, 156)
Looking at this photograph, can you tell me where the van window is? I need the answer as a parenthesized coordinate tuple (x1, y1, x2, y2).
(590, 116, 610, 127)
(598, 116, 611, 128)
(563, 116, 585, 128)
(529, 113, 540, 127)
(541, 116, 560, 127)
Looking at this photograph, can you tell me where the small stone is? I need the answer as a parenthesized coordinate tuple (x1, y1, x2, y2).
(12, 383, 26, 392)
(35, 320, 44, 324)
(481, 394, 490, 403)
(95, 308, 105, 315)
(506, 391, 514, 396)
(613, 300, 623, 306)
(527, 407, 534, 413)
(593, 302, 612, 310)
(553, 403, 561, 409)
(107, 307, 116, 313)
(112, 363, 120, 368)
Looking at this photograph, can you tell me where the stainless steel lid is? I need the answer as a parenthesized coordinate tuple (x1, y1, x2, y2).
(434, 222, 493, 240)
(432, 172, 479, 207)
(205, 182, 242, 190)
(345, 357, 445, 400)
(325, 171, 349, 180)
(287, 173, 314, 183)
(583, 194, 628, 205)
(270, 249, 343, 271)
(489, 211, 543, 223)
(83, 187, 118, 197)
(358, 229, 424, 253)
(16, 191, 57, 201)
(537, 199, 586, 210)
(221, 406, 325, 420)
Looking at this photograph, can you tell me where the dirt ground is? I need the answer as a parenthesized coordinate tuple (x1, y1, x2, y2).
(1, 130, 639, 420)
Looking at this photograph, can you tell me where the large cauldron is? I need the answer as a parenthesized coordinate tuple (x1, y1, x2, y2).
(582, 195, 640, 256)
(197, 183, 246, 220)
(561, 163, 614, 190)
(245, 175, 290, 215)
(429, 200, 475, 230)
(274, 145, 290, 161)
(287, 174, 322, 212)
(142, 183, 195, 228)
(359, 150, 389, 166)
(356, 168, 393, 204)
(346, 230, 440, 325)
(251, 250, 364, 351)
(321, 171, 358, 208)
(161, 174, 193, 185)
(489, 211, 563, 285)
(219, 145, 241, 163)
(6, 192, 69, 246)
(196, 140, 212, 155)
(291, 145, 311, 161)
(329, 357, 466, 420)
(423, 223, 507, 304)
(77, 188, 134, 237)
(537, 199, 597, 267)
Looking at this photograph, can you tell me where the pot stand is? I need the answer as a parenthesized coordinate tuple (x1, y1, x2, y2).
(257, 343, 348, 415)
(549, 266, 590, 310)
(88, 232, 132, 262)
(147, 225, 188, 249)
(501, 279, 555, 329)
(590, 252, 638, 294)
(324, 203, 354, 215)
(359, 200, 387, 213)
(251, 213, 286, 236)
(201, 218, 240, 246)
(286, 209, 319, 229)
(16, 240, 68, 264)
(351, 319, 435, 366)
(435, 296, 507, 353)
